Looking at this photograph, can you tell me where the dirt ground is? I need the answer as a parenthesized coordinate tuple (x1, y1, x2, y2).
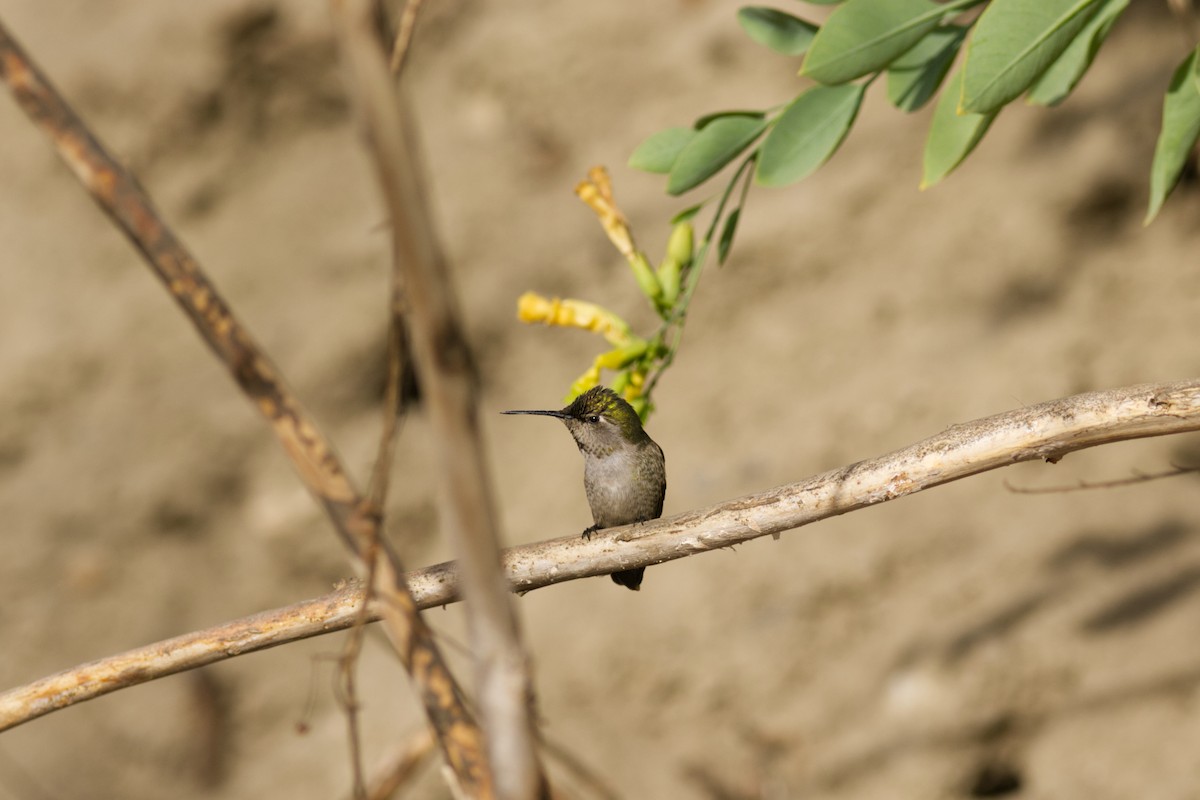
(3, 2, 1200, 798)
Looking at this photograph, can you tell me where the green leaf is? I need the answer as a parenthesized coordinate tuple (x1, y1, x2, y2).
(1194, 48, 1200, 96)
(717, 208, 741, 265)
(756, 83, 865, 187)
(803, 0, 844, 4)
(737, 7, 818, 56)
(1027, 0, 1127, 106)
(886, 25, 968, 112)
(694, 109, 765, 129)
(1146, 46, 1200, 223)
(667, 116, 767, 196)
(801, 0, 980, 86)
(671, 202, 707, 225)
(961, 0, 1103, 114)
(629, 127, 697, 174)
(922, 67, 999, 188)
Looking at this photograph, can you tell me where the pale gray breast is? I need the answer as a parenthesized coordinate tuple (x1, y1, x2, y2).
(583, 440, 666, 529)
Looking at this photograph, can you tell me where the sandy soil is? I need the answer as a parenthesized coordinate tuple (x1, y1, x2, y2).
(3, 2, 1200, 798)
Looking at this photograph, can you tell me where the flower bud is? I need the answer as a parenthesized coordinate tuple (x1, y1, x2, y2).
(667, 221, 694, 266)
(629, 253, 663, 303)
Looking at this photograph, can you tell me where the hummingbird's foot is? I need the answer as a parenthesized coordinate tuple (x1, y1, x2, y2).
(581, 524, 600, 541)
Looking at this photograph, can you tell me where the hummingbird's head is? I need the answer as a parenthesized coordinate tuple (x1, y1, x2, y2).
(503, 386, 648, 457)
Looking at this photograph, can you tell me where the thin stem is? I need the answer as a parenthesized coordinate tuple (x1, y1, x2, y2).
(339, 541, 381, 800)
(643, 151, 757, 398)
(331, 2, 548, 795)
(388, 0, 427, 76)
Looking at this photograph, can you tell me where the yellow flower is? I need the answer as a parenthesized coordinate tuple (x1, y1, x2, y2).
(594, 340, 649, 371)
(575, 166, 635, 260)
(564, 342, 650, 405)
(517, 292, 632, 347)
(567, 365, 603, 401)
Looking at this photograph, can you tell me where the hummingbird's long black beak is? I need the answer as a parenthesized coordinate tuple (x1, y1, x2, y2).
(501, 409, 570, 419)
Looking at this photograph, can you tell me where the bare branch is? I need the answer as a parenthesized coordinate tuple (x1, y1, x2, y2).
(0, 580, 370, 732)
(540, 737, 621, 800)
(389, 0, 427, 76)
(6, 380, 1200, 733)
(367, 282, 411, 513)
(330, 2, 547, 798)
(346, 2, 420, 787)
(364, 728, 438, 800)
(0, 17, 487, 795)
(338, 549, 382, 800)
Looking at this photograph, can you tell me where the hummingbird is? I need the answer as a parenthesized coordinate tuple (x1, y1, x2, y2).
(503, 386, 666, 590)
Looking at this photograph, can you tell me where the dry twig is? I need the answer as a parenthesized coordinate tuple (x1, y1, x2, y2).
(1004, 464, 1200, 494)
(364, 728, 439, 800)
(330, 1, 547, 796)
(5, 380, 1200, 732)
(0, 17, 488, 796)
(389, 0, 427, 76)
(338, 553, 381, 800)
(344, 21, 420, 796)
(540, 736, 621, 800)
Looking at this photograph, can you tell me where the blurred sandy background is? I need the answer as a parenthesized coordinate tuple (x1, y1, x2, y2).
(3, 2, 1200, 798)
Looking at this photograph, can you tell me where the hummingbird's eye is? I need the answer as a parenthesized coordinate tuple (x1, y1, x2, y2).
(586, 414, 601, 424)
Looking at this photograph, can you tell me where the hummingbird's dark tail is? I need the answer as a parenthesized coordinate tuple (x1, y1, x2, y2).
(610, 567, 645, 591)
